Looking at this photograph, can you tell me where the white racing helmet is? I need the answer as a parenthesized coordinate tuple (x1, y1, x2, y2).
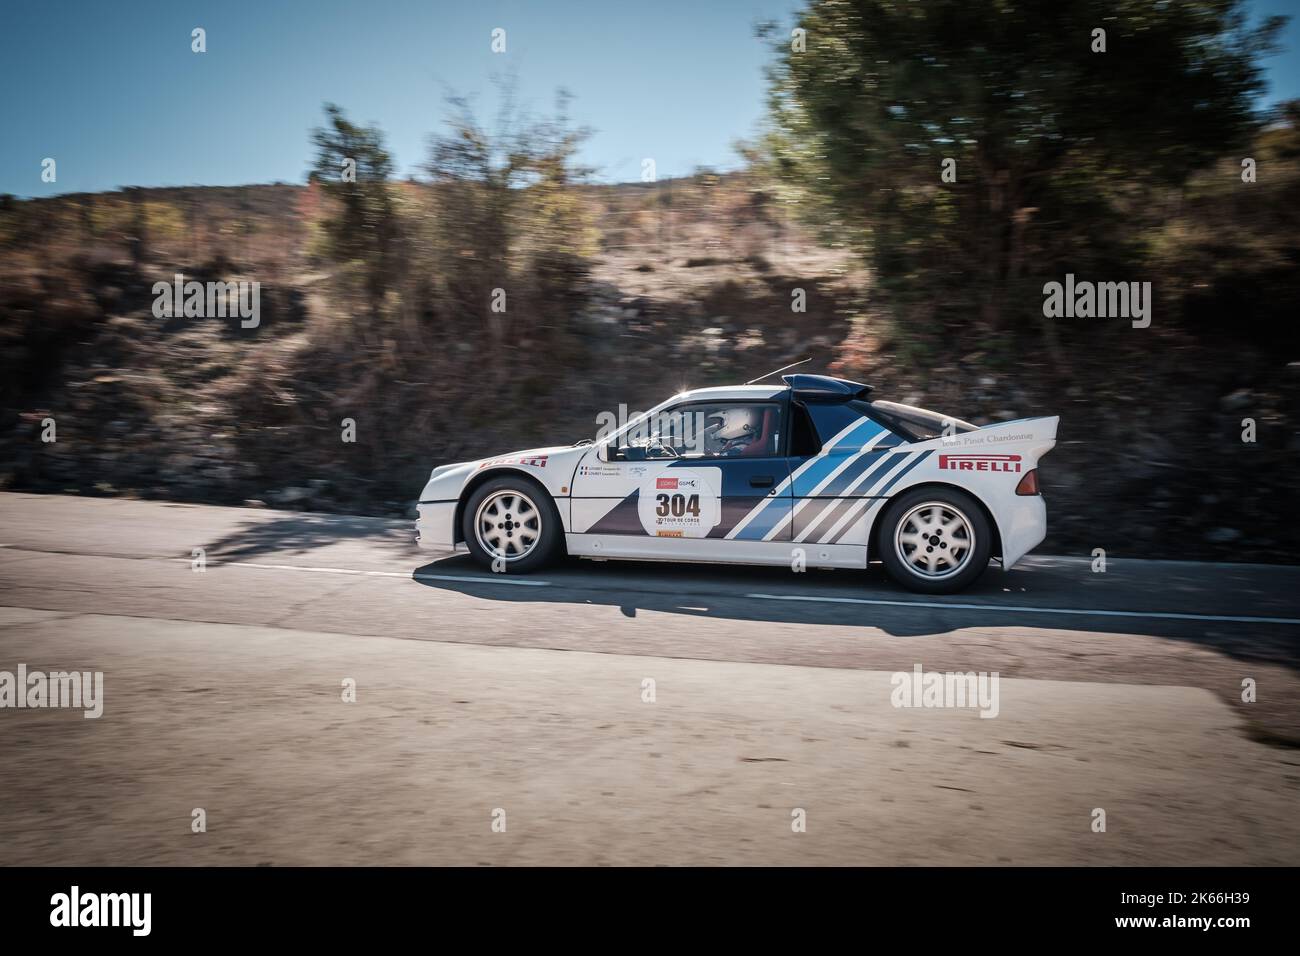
(706, 407, 764, 452)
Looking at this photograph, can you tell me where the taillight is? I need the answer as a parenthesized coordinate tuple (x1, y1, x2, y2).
(1015, 469, 1040, 496)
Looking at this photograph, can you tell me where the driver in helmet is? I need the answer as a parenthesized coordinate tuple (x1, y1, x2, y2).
(704, 407, 764, 456)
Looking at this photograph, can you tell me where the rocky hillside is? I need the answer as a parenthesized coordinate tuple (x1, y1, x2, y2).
(1, 173, 1297, 563)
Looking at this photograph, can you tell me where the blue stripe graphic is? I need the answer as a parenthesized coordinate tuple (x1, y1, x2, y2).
(828, 451, 934, 544)
(790, 455, 915, 546)
(819, 449, 900, 498)
(735, 419, 879, 539)
(873, 450, 932, 498)
(789, 419, 887, 497)
(736, 497, 791, 540)
(810, 450, 884, 498)
(796, 453, 913, 542)
(732, 417, 889, 541)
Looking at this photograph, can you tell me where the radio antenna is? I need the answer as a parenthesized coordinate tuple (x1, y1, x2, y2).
(746, 357, 811, 385)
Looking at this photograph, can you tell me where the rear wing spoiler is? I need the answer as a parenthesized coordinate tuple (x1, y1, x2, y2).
(913, 416, 1059, 460)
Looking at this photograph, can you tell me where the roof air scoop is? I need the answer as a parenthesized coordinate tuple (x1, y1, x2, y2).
(782, 373, 873, 401)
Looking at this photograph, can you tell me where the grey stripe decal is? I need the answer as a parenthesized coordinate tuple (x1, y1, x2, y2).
(797, 452, 914, 543)
(828, 451, 933, 544)
(825, 498, 874, 546)
(801, 496, 861, 544)
(584, 489, 642, 534)
(874, 450, 933, 498)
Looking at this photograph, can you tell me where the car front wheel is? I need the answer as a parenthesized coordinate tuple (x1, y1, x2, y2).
(877, 488, 992, 594)
(462, 477, 563, 574)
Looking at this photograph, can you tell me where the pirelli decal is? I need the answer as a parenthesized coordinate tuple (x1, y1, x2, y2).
(938, 453, 1021, 473)
(480, 455, 548, 469)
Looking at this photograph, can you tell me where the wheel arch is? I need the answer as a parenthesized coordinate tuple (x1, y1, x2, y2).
(870, 481, 1003, 561)
(455, 467, 567, 552)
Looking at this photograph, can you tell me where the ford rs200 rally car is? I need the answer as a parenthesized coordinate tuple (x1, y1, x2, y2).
(415, 374, 1058, 593)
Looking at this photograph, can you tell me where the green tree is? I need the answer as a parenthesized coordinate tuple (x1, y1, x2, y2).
(422, 89, 594, 357)
(310, 103, 402, 318)
(764, 0, 1285, 344)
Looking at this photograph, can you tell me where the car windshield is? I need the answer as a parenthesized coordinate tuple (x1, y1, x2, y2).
(594, 394, 686, 449)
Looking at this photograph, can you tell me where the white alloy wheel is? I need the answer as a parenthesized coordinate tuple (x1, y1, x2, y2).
(474, 490, 543, 563)
(893, 501, 975, 581)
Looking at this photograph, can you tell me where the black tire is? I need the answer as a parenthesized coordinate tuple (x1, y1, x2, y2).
(461, 476, 563, 574)
(877, 487, 992, 594)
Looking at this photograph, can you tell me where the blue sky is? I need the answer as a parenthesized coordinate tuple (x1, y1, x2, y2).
(1, 0, 1296, 197)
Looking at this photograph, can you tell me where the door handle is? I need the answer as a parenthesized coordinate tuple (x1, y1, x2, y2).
(749, 475, 775, 488)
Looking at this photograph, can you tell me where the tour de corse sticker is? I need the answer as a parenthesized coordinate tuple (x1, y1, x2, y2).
(637, 468, 721, 538)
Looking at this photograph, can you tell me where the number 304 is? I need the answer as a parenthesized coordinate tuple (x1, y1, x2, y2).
(656, 493, 701, 518)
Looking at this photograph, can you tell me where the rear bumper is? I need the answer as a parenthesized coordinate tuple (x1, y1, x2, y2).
(415, 500, 458, 551)
(1000, 495, 1047, 569)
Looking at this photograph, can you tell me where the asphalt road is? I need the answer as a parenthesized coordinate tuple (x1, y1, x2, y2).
(1, 492, 1297, 865)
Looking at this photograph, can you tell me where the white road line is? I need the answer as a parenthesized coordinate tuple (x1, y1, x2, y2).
(160, 554, 1300, 620)
(415, 572, 550, 587)
(207, 560, 551, 587)
(745, 592, 1300, 625)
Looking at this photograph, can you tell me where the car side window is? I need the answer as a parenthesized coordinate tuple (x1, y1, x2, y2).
(615, 402, 783, 460)
(788, 402, 821, 457)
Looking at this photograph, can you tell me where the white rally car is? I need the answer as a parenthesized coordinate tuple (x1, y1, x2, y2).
(416, 374, 1057, 593)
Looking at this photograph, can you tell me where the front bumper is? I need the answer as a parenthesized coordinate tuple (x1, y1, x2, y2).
(415, 500, 459, 551)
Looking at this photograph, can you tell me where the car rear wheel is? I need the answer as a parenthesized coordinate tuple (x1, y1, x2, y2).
(462, 477, 562, 574)
(877, 487, 991, 594)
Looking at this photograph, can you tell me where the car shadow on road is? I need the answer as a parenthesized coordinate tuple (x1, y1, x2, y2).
(410, 554, 1300, 670)
(202, 512, 416, 560)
